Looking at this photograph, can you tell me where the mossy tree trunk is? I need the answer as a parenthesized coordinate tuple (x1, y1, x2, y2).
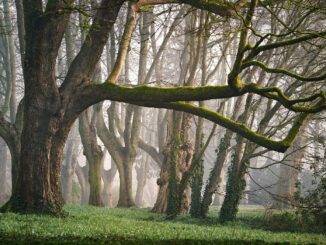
(190, 11, 207, 217)
(200, 131, 233, 217)
(166, 111, 183, 217)
(218, 86, 257, 222)
(189, 158, 204, 217)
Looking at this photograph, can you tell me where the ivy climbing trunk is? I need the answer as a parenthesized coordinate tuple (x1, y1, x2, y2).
(190, 13, 207, 217)
(200, 96, 244, 217)
(219, 135, 246, 222)
(166, 111, 182, 217)
(200, 131, 233, 217)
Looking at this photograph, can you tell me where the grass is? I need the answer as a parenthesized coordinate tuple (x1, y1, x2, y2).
(0, 206, 325, 244)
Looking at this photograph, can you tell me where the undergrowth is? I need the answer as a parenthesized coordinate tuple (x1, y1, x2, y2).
(0, 206, 325, 244)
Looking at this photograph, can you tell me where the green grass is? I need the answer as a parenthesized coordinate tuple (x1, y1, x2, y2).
(0, 206, 325, 244)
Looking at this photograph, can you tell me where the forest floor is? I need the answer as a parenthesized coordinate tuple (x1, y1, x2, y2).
(0, 205, 325, 244)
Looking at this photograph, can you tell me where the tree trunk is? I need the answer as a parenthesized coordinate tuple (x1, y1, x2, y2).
(135, 156, 148, 207)
(190, 12, 206, 217)
(79, 110, 105, 207)
(103, 160, 117, 207)
(152, 164, 169, 213)
(61, 162, 74, 204)
(274, 127, 307, 209)
(76, 164, 90, 205)
(117, 160, 135, 207)
(200, 131, 232, 217)
(10, 116, 70, 214)
(166, 111, 183, 218)
(88, 155, 104, 206)
(200, 93, 245, 217)
(189, 159, 204, 217)
(247, 156, 259, 205)
(61, 124, 78, 204)
(219, 136, 246, 223)
(0, 138, 8, 204)
(7, 84, 69, 214)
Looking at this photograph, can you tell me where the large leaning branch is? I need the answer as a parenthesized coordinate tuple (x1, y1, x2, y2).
(76, 82, 326, 114)
(135, 0, 247, 17)
(133, 102, 309, 153)
(72, 83, 312, 153)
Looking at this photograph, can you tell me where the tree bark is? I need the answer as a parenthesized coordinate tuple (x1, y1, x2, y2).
(103, 161, 117, 207)
(151, 148, 170, 213)
(219, 135, 246, 223)
(79, 110, 104, 207)
(135, 155, 148, 207)
(61, 123, 78, 204)
(200, 95, 244, 217)
(117, 158, 135, 207)
(273, 123, 308, 209)
(76, 164, 90, 205)
(0, 138, 8, 204)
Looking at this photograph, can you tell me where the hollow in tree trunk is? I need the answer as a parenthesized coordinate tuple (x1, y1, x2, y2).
(151, 166, 169, 213)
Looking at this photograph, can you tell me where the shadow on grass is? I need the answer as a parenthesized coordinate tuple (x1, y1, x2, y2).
(0, 235, 292, 245)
